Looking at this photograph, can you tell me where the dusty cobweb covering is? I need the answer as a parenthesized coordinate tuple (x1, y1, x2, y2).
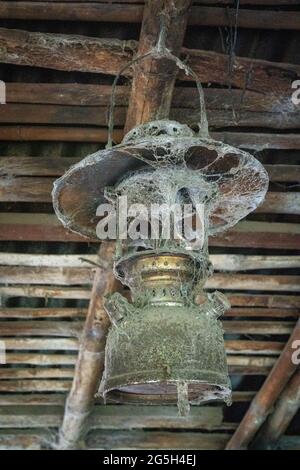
(52, 119, 269, 240)
(99, 251, 232, 412)
(52, 119, 268, 412)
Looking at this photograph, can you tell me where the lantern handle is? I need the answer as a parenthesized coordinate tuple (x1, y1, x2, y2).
(106, 20, 209, 148)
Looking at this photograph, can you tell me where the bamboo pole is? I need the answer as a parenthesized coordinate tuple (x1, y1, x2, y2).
(252, 370, 300, 449)
(226, 318, 300, 450)
(57, 242, 118, 449)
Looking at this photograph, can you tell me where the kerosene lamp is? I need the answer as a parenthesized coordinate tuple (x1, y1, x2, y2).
(53, 117, 268, 411)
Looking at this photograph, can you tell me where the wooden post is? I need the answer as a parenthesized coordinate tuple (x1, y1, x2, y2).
(57, 242, 118, 449)
(124, 0, 192, 133)
(226, 318, 300, 450)
(252, 369, 300, 449)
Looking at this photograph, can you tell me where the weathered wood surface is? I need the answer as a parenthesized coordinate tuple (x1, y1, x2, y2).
(1, 104, 299, 129)
(3, 430, 294, 451)
(206, 274, 300, 292)
(225, 308, 300, 318)
(4, 84, 298, 115)
(1, 175, 298, 213)
(58, 242, 118, 449)
(2, 253, 300, 271)
(0, 3, 300, 30)
(253, 370, 300, 449)
(0, 308, 86, 319)
(0, 356, 279, 381)
(0, 395, 67, 406)
(6, 160, 292, 187)
(2, 338, 79, 350)
(1, 127, 300, 150)
(0, 368, 74, 379)
(226, 341, 283, 355)
(0, 4, 299, 450)
(257, 193, 300, 215)
(3, 354, 77, 365)
(0, 285, 91, 299)
(8, 1, 299, 4)
(0, 28, 298, 95)
(0, 426, 233, 450)
(2, 82, 299, 131)
(0, 432, 43, 450)
(0, 213, 93, 243)
(0, 380, 72, 392)
(2, 156, 300, 184)
(86, 430, 231, 449)
(213, 132, 300, 150)
(0, 266, 95, 285)
(1, 266, 299, 291)
(0, 306, 298, 320)
(0, 428, 292, 451)
(0, 156, 78, 176)
(0, 126, 122, 143)
(0, 28, 135, 75)
(226, 294, 300, 309)
(0, 392, 255, 407)
(224, 321, 295, 335)
(227, 318, 300, 449)
(0, 405, 224, 430)
(0, 283, 299, 310)
(1, 215, 299, 249)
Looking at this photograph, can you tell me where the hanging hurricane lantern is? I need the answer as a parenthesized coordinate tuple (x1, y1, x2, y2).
(52, 119, 268, 410)
(52, 43, 269, 411)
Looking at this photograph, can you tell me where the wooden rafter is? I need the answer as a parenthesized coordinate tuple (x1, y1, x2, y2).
(0, 28, 298, 95)
(2, 156, 300, 184)
(226, 319, 300, 449)
(253, 370, 300, 449)
(124, 0, 192, 132)
(0, 3, 300, 30)
(0, 0, 299, 451)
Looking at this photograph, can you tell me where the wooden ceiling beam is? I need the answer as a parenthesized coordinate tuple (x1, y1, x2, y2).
(253, 370, 300, 449)
(0, 28, 298, 95)
(1, 3, 300, 30)
(2, 252, 300, 271)
(0, 306, 299, 320)
(124, 0, 192, 132)
(1, 215, 300, 250)
(1, 285, 299, 310)
(5, 84, 298, 116)
(1, 102, 299, 129)
(1, 127, 300, 150)
(1, 175, 298, 214)
(1, 265, 300, 291)
(0, 357, 285, 383)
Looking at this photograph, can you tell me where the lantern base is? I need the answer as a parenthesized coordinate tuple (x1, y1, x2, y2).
(101, 370, 231, 405)
(100, 252, 232, 407)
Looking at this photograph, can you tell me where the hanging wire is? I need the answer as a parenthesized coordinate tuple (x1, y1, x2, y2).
(106, 16, 209, 149)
